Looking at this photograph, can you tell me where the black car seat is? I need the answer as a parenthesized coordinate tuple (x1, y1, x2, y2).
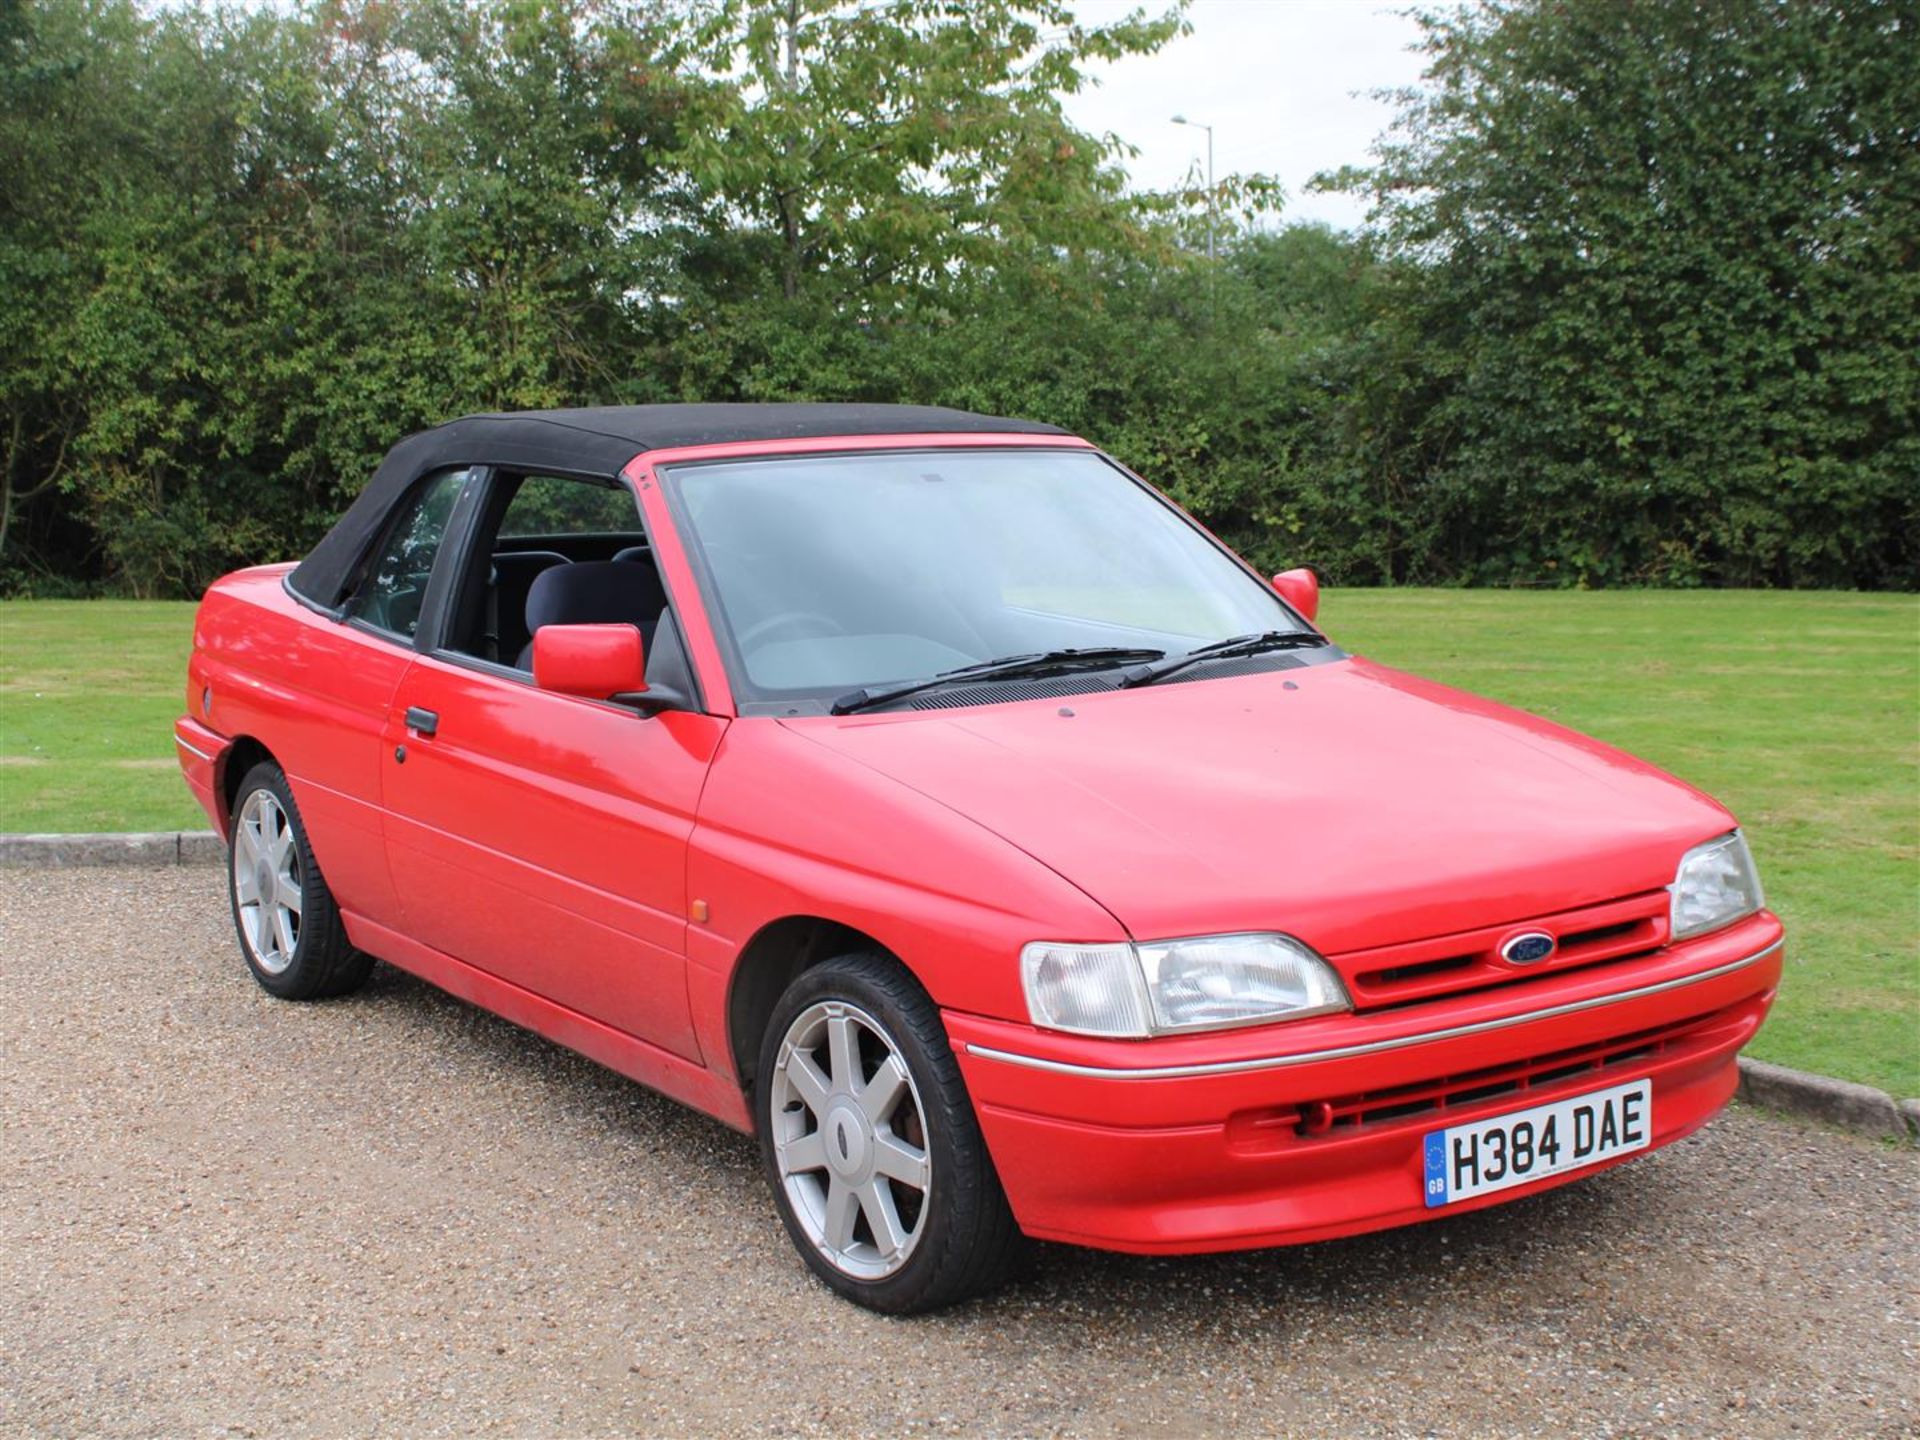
(518, 559, 669, 671)
(486, 551, 568, 664)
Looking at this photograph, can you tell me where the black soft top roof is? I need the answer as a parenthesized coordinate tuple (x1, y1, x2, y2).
(467, 403, 1066, 451)
(287, 404, 1068, 610)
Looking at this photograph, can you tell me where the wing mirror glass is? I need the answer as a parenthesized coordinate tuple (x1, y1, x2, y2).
(532, 623, 647, 699)
(1271, 567, 1320, 623)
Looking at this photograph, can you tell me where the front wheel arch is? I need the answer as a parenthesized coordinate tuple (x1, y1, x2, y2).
(754, 950, 1021, 1312)
(726, 915, 890, 1102)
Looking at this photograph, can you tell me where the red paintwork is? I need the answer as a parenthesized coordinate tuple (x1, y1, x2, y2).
(784, 659, 1737, 957)
(377, 647, 722, 1062)
(1271, 567, 1319, 621)
(533, 623, 648, 697)
(181, 428, 1780, 1256)
(947, 915, 1780, 1250)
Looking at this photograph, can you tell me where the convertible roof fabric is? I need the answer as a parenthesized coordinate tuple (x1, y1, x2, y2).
(287, 404, 1067, 610)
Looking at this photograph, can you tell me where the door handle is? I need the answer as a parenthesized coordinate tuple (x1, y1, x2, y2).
(404, 706, 439, 737)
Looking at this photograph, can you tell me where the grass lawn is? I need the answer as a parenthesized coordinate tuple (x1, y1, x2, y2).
(2, 591, 1915, 1095)
(2, 601, 203, 832)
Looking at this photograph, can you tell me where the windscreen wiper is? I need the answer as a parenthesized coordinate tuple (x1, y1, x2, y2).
(1118, 629, 1328, 689)
(831, 647, 1167, 716)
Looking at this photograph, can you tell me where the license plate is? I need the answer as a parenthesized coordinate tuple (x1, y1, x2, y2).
(1422, 1078, 1652, 1208)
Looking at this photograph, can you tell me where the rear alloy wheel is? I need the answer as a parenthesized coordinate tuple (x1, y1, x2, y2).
(756, 953, 1021, 1313)
(233, 787, 302, 975)
(227, 762, 370, 1000)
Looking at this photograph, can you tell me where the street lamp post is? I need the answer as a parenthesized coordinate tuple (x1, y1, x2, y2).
(1170, 114, 1215, 262)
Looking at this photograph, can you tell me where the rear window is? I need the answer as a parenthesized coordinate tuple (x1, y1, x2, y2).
(349, 467, 469, 639)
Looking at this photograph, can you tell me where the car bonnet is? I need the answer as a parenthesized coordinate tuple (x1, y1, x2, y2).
(779, 656, 1733, 956)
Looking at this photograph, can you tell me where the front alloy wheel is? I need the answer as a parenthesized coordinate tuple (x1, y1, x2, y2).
(769, 1000, 932, 1280)
(756, 952, 1021, 1313)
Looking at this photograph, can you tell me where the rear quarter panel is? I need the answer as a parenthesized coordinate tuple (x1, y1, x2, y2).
(190, 566, 411, 923)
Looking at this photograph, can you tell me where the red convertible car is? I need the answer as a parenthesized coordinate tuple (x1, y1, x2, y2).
(177, 404, 1781, 1312)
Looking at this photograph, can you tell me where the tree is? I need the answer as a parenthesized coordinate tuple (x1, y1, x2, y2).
(665, 0, 1184, 308)
(0, 0, 133, 570)
(4, 0, 1913, 595)
(0, 0, 692, 593)
(1341, 0, 1920, 587)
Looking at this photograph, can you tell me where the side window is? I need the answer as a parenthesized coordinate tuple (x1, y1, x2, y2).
(449, 472, 657, 668)
(351, 468, 468, 640)
(499, 475, 638, 537)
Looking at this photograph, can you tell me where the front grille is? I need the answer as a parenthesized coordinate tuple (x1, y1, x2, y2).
(1333, 889, 1672, 1011)
(1224, 1004, 1736, 1153)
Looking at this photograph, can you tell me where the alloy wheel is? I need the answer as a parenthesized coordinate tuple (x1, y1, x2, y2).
(232, 789, 302, 975)
(768, 1000, 932, 1280)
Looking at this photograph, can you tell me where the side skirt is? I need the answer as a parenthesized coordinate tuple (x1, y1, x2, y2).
(342, 911, 753, 1133)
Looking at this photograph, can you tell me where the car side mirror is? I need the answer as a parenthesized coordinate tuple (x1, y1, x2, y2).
(532, 624, 647, 700)
(1271, 567, 1320, 623)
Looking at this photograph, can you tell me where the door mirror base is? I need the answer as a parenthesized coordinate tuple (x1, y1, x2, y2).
(613, 684, 693, 717)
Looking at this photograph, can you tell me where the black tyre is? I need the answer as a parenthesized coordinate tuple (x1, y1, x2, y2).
(755, 952, 1022, 1313)
(226, 761, 370, 1000)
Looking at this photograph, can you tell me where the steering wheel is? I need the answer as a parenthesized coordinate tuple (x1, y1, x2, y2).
(737, 611, 848, 649)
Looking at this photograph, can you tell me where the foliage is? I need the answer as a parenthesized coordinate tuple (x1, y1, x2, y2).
(666, 0, 1182, 306)
(0, 0, 1914, 595)
(2, 0, 689, 593)
(1333, 0, 1920, 587)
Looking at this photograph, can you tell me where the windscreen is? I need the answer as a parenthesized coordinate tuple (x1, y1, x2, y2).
(666, 447, 1304, 704)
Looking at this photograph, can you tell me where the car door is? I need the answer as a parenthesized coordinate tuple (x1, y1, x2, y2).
(376, 471, 723, 1062)
(281, 464, 477, 928)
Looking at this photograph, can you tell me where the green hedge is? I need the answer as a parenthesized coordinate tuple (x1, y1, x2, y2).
(3, 0, 1912, 596)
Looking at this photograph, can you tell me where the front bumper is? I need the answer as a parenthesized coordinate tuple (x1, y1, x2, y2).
(946, 913, 1782, 1254)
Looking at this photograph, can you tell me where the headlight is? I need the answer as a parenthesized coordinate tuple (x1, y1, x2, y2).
(1669, 830, 1765, 940)
(1020, 933, 1350, 1038)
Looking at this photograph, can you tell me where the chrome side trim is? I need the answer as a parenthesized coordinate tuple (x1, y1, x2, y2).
(173, 734, 214, 763)
(965, 937, 1783, 1080)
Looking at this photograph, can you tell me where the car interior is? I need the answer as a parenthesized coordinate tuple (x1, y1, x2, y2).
(437, 472, 688, 697)
(513, 552, 667, 670)
(481, 542, 666, 669)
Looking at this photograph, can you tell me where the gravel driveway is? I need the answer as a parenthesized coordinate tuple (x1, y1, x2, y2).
(2, 865, 1914, 1438)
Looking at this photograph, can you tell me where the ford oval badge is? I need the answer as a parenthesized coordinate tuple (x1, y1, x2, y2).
(1500, 931, 1556, 965)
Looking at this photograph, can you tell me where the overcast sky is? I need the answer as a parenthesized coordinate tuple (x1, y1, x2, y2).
(1060, 1, 1431, 230)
